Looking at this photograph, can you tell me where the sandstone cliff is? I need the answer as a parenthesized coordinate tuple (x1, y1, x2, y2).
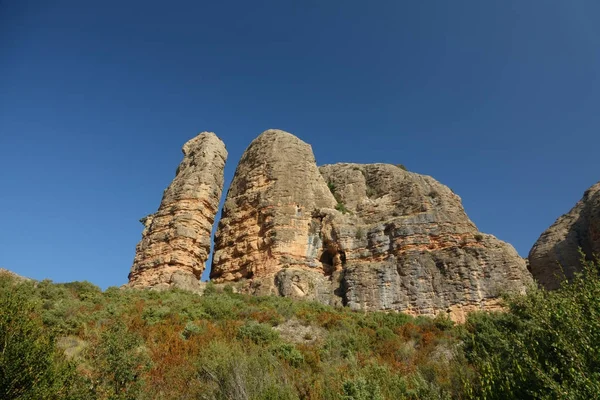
(318, 163, 532, 320)
(128, 132, 227, 291)
(211, 129, 337, 283)
(528, 182, 600, 289)
(210, 130, 532, 320)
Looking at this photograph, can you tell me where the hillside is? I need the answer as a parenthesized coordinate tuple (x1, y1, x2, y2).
(2, 259, 600, 399)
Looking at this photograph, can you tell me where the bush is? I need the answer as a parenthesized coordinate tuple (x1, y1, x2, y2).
(336, 202, 350, 214)
(342, 376, 384, 400)
(195, 341, 298, 400)
(202, 292, 242, 320)
(0, 277, 76, 399)
(89, 321, 151, 399)
(270, 343, 304, 367)
(237, 321, 279, 345)
(327, 181, 337, 194)
(462, 255, 600, 399)
(181, 321, 204, 340)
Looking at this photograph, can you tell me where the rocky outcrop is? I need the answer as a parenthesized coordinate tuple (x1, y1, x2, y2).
(318, 163, 532, 319)
(528, 182, 600, 289)
(128, 132, 227, 291)
(210, 130, 532, 320)
(210, 129, 337, 284)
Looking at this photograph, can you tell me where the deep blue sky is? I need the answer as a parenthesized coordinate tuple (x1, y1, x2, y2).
(1, 1, 598, 288)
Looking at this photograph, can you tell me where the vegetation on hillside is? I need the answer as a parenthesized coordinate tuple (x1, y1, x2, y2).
(1, 256, 599, 399)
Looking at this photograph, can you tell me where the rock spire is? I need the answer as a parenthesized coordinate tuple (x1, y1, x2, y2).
(128, 132, 227, 291)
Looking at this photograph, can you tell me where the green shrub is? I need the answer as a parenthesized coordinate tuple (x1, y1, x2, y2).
(0, 277, 76, 399)
(181, 321, 204, 340)
(203, 281, 217, 295)
(327, 181, 337, 194)
(195, 341, 297, 400)
(202, 293, 242, 320)
(462, 255, 600, 399)
(342, 376, 384, 400)
(90, 321, 151, 400)
(270, 343, 304, 367)
(141, 304, 173, 324)
(237, 321, 279, 345)
(336, 202, 350, 214)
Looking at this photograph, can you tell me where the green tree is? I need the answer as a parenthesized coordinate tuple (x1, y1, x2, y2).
(90, 321, 151, 400)
(0, 276, 75, 399)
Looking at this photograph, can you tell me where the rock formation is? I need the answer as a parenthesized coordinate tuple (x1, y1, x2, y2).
(528, 182, 600, 289)
(211, 130, 532, 320)
(128, 132, 227, 291)
(318, 163, 532, 320)
(211, 129, 337, 284)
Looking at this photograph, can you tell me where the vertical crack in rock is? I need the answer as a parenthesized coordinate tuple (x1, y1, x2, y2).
(528, 182, 600, 289)
(128, 132, 227, 291)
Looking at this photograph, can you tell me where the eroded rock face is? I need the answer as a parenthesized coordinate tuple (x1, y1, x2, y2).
(210, 129, 337, 283)
(128, 132, 227, 291)
(528, 182, 600, 289)
(318, 163, 532, 320)
(210, 130, 532, 320)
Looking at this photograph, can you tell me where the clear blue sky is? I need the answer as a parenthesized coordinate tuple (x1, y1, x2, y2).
(1, 1, 598, 288)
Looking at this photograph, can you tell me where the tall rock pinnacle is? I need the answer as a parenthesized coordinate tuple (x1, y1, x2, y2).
(211, 129, 337, 282)
(128, 132, 227, 290)
(529, 182, 600, 289)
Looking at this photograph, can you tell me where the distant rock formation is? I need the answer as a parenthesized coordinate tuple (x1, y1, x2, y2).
(210, 130, 532, 320)
(128, 132, 227, 291)
(528, 182, 600, 289)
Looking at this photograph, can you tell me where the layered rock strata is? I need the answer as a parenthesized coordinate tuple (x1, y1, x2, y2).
(128, 132, 227, 291)
(528, 182, 600, 289)
(211, 130, 532, 320)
